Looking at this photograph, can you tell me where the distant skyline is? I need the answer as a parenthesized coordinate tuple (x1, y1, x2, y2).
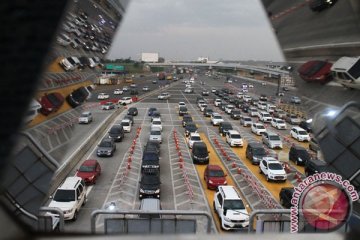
(107, 0, 284, 62)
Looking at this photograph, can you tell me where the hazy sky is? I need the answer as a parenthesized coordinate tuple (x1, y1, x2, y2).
(108, 0, 284, 61)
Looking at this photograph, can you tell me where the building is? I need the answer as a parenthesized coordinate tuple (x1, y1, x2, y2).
(141, 53, 159, 63)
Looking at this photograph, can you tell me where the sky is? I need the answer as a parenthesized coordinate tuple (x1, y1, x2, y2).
(107, 0, 284, 62)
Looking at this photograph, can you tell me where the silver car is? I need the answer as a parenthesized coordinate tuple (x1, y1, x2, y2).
(262, 132, 283, 149)
(149, 130, 162, 144)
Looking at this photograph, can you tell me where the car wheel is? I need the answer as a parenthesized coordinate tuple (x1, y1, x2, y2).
(266, 175, 270, 182)
(259, 168, 262, 174)
(280, 198, 284, 206)
(72, 211, 78, 221)
(82, 196, 87, 206)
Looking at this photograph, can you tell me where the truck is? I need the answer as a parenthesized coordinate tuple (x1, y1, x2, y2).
(331, 57, 360, 90)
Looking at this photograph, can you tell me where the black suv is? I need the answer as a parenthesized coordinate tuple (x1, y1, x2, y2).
(139, 173, 161, 199)
(192, 142, 209, 164)
(142, 150, 160, 174)
(185, 122, 198, 137)
(289, 145, 310, 166)
(219, 122, 233, 136)
(130, 89, 139, 95)
(230, 109, 241, 120)
(246, 142, 266, 165)
(182, 114, 193, 127)
(305, 159, 328, 176)
(204, 108, 213, 117)
(279, 187, 294, 209)
(299, 120, 312, 133)
(127, 107, 138, 116)
(96, 138, 116, 157)
(108, 125, 124, 142)
(144, 140, 160, 154)
(178, 106, 188, 116)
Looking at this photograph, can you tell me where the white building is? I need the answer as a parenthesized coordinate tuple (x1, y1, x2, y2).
(141, 53, 159, 63)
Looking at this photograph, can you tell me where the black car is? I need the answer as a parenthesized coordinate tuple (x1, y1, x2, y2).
(142, 151, 160, 174)
(246, 142, 266, 165)
(144, 140, 160, 154)
(279, 188, 294, 209)
(223, 96, 230, 102)
(305, 159, 328, 176)
(242, 105, 250, 113)
(299, 120, 312, 133)
(192, 142, 209, 164)
(152, 80, 158, 84)
(182, 114, 193, 127)
(139, 173, 161, 199)
(309, 0, 337, 12)
(96, 138, 116, 157)
(148, 107, 157, 116)
(204, 108, 213, 117)
(289, 145, 310, 166)
(219, 122, 233, 136)
(128, 107, 138, 116)
(228, 98, 236, 104)
(108, 125, 125, 142)
(151, 111, 161, 121)
(130, 89, 139, 95)
(230, 110, 241, 120)
(178, 106, 188, 116)
(185, 122, 198, 137)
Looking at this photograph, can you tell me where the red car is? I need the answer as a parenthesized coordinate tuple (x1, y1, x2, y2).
(76, 160, 101, 185)
(204, 165, 227, 189)
(39, 92, 65, 115)
(297, 60, 333, 84)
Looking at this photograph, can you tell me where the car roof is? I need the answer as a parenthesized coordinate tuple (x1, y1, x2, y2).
(190, 132, 200, 137)
(228, 130, 239, 134)
(121, 119, 130, 123)
(292, 144, 307, 150)
(207, 164, 223, 171)
(82, 159, 98, 166)
(152, 118, 161, 121)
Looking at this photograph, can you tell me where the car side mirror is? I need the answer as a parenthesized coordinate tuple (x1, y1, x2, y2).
(49, 196, 53, 199)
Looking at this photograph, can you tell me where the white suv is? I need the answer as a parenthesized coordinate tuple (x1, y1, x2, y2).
(251, 123, 266, 135)
(259, 111, 272, 123)
(188, 132, 202, 148)
(290, 126, 310, 142)
(214, 99, 222, 107)
(214, 186, 249, 230)
(120, 119, 132, 132)
(271, 118, 287, 130)
(224, 105, 235, 114)
(262, 132, 283, 149)
(48, 177, 86, 221)
(118, 97, 133, 105)
(151, 118, 163, 131)
(226, 130, 243, 147)
(78, 111, 93, 124)
(211, 113, 224, 126)
(259, 157, 287, 182)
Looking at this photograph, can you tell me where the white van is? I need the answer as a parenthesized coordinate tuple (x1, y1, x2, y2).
(331, 56, 360, 90)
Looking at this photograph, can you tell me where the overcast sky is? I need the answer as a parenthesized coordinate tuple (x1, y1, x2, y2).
(107, 0, 284, 61)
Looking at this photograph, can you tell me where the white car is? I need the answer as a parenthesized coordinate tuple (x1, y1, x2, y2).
(261, 82, 267, 86)
(142, 86, 150, 91)
(211, 88, 217, 93)
(185, 83, 192, 88)
(184, 87, 193, 93)
(214, 186, 249, 230)
(118, 97, 133, 105)
(248, 84, 254, 88)
(214, 99, 222, 107)
(262, 132, 283, 149)
(290, 126, 310, 142)
(188, 132, 202, 148)
(224, 105, 235, 114)
(251, 123, 267, 135)
(259, 157, 287, 182)
(122, 86, 129, 91)
(226, 130, 243, 147)
(211, 113, 224, 126)
(78, 111, 93, 124)
(240, 116, 252, 127)
(197, 100, 206, 108)
(151, 118, 162, 131)
(257, 102, 267, 110)
(259, 111, 272, 123)
(48, 177, 86, 221)
(120, 119, 132, 132)
(237, 93, 244, 99)
(291, 96, 301, 104)
(249, 107, 258, 117)
(243, 95, 252, 102)
(199, 103, 207, 112)
(97, 93, 109, 100)
(242, 88, 248, 93)
(266, 104, 276, 114)
(271, 118, 287, 130)
(178, 102, 186, 108)
(101, 102, 115, 110)
(158, 92, 170, 100)
(114, 89, 123, 95)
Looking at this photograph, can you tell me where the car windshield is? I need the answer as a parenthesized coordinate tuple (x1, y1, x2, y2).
(79, 165, 95, 172)
(214, 116, 222, 119)
(191, 136, 201, 141)
(299, 131, 308, 135)
(153, 121, 161, 125)
(53, 189, 75, 202)
(121, 122, 129, 126)
(298, 150, 310, 160)
(244, 118, 252, 121)
(268, 163, 283, 170)
(277, 120, 285, 124)
(209, 170, 224, 177)
(257, 125, 265, 129)
(109, 128, 121, 134)
(223, 200, 245, 210)
(80, 113, 89, 117)
(269, 135, 280, 141)
(254, 148, 266, 155)
(151, 131, 161, 135)
(99, 141, 112, 147)
(194, 146, 208, 156)
(231, 134, 241, 139)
